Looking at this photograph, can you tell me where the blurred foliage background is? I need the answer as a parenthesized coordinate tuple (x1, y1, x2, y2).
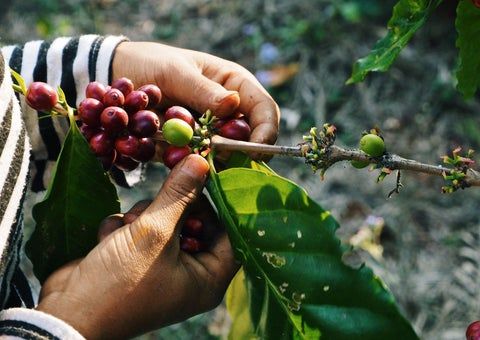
(2, 1, 480, 339)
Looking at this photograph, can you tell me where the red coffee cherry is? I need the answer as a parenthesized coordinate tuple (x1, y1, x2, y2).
(180, 237, 204, 254)
(111, 77, 134, 96)
(26, 82, 58, 112)
(164, 106, 195, 128)
(183, 217, 204, 238)
(138, 84, 162, 108)
(115, 134, 140, 158)
(100, 106, 129, 135)
(85, 81, 107, 101)
(80, 124, 101, 141)
(129, 110, 160, 137)
(89, 132, 114, 156)
(467, 321, 480, 340)
(162, 145, 192, 169)
(103, 88, 125, 107)
(124, 90, 149, 113)
(78, 98, 104, 127)
(133, 137, 156, 162)
(218, 119, 251, 141)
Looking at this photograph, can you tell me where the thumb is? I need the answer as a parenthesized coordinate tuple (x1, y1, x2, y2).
(168, 70, 240, 117)
(130, 154, 209, 246)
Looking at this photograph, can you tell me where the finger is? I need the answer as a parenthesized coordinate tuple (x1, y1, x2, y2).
(160, 65, 240, 117)
(98, 214, 124, 242)
(195, 233, 240, 286)
(201, 58, 280, 148)
(130, 154, 209, 246)
(123, 200, 152, 224)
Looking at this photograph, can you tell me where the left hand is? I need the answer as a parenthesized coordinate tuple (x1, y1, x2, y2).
(112, 41, 280, 147)
(37, 155, 239, 339)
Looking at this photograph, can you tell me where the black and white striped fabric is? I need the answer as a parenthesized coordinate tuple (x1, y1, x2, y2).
(0, 35, 128, 339)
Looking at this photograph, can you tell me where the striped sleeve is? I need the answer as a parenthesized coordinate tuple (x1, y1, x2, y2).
(1, 35, 129, 191)
(0, 308, 85, 339)
(0, 48, 32, 310)
(0, 46, 87, 340)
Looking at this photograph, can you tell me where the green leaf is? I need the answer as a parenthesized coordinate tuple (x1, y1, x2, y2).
(207, 160, 418, 339)
(347, 0, 443, 84)
(226, 269, 258, 340)
(26, 114, 120, 282)
(456, 0, 480, 98)
(57, 85, 67, 104)
(10, 68, 27, 94)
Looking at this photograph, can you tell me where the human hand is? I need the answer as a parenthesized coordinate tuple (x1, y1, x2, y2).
(37, 155, 239, 339)
(112, 41, 280, 147)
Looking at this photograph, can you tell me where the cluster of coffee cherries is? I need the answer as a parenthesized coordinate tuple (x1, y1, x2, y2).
(160, 106, 252, 169)
(179, 215, 207, 253)
(78, 78, 161, 171)
(22, 77, 253, 254)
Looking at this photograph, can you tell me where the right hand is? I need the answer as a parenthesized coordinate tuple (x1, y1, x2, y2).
(37, 155, 240, 339)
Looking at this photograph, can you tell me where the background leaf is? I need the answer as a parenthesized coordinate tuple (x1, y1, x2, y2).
(26, 116, 120, 282)
(347, 0, 443, 84)
(208, 157, 418, 339)
(455, 0, 480, 98)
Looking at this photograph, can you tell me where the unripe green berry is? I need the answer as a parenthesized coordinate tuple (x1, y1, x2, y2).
(162, 118, 194, 147)
(351, 160, 370, 169)
(359, 134, 385, 157)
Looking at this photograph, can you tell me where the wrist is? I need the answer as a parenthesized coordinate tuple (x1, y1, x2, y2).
(36, 292, 100, 339)
(111, 41, 134, 82)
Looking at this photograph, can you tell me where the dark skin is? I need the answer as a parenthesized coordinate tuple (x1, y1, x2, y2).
(36, 41, 280, 338)
(37, 155, 240, 339)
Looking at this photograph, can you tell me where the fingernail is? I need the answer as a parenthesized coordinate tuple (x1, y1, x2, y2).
(215, 91, 240, 116)
(180, 154, 210, 178)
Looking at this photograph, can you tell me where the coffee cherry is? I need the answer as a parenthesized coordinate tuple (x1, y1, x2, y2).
(114, 154, 139, 171)
(78, 98, 104, 127)
(115, 134, 140, 158)
(218, 118, 251, 141)
(213, 118, 227, 130)
(164, 106, 195, 128)
(162, 145, 192, 169)
(26, 82, 58, 112)
(124, 90, 149, 113)
(359, 134, 385, 157)
(97, 149, 117, 171)
(85, 81, 107, 101)
(80, 124, 101, 141)
(162, 118, 194, 147)
(134, 137, 156, 162)
(351, 160, 369, 169)
(89, 132, 114, 156)
(467, 321, 480, 340)
(472, 0, 480, 8)
(138, 84, 162, 108)
(100, 106, 129, 135)
(103, 88, 125, 107)
(183, 217, 204, 238)
(129, 110, 160, 137)
(111, 77, 134, 96)
(180, 237, 204, 253)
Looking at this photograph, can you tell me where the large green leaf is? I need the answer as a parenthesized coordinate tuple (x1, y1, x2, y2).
(208, 157, 418, 339)
(26, 115, 120, 282)
(347, 0, 443, 84)
(456, 0, 480, 98)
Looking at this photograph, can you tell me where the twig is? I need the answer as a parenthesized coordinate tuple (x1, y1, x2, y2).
(206, 135, 480, 188)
